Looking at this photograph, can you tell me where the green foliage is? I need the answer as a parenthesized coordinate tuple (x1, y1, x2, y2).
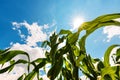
(0, 13, 120, 80)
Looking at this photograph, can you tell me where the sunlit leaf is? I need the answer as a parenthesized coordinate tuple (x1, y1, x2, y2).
(64, 59, 71, 71)
(67, 32, 79, 45)
(101, 67, 117, 80)
(104, 45, 120, 67)
(79, 13, 120, 30)
(79, 35, 88, 53)
(70, 45, 80, 57)
(93, 13, 120, 22)
(59, 29, 72, 35)
(76, 53, 85, 66)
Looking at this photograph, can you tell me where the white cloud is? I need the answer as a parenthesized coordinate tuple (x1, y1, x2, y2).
(12, 21, 47, 46)
(103, 26, 120, 42)
(103, 18, 120, 42)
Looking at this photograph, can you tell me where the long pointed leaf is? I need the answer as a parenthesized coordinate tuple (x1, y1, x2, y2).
(0, 59, 28, 73)
(24, 71, 37, 80)
(0, 50, 30, 64)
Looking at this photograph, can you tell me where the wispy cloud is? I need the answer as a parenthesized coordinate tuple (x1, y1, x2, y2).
(12, 21, 47, 46)
(103, 18, 120, 42)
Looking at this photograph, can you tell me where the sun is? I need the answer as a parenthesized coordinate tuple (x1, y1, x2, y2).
(72, 17, 84, 30)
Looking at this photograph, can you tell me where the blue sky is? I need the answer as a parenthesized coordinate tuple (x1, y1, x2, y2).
(0, 0, 120, 79)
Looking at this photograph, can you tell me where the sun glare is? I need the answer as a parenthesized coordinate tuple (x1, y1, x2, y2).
(73, 17, 84, 30)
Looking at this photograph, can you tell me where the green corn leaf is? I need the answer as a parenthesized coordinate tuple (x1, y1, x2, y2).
(64, 59, 71, 71)
(39, 78, 43, 80)
(82, 55, 98, 78)
(93, 13, 120, 22)
(101, 67, 117, 80)
(31, 58, 47, 64)
(47, 57, 63, 80)
(81, 61, 91, 74)
(0, 48, 10, 54)
(94, 20, 120, 29)
(115, 66, 120, 79)
(81, 69, 94, 80)
(116, 48, 120, 62)
(86, 20, 120, 35)
(30, 58, 47, 69)
(0, 59, 28, 73)
(62, 68, 73, 80)
(92, 58, 101, 63)
(67, 32, 79, 45)
(79, 13, 120, 31)
(0, 49, 10, 67)
(81, 20, 120, 37)
(59, 29, 72, 35)
(97, 61, 104, 71)
(18, 75, 24, 80)
(104, 45, 120, 67)
(50, 43, 58, 57)
(24, 71, 37, 80)
(76, 53, 85, 66)
(18, 73, 26, 80)
(86, 55, 95, 69)
(79, 21, 94, 31)
(79, 35, 88, 53)
(71, 45, 80, 57)
(58, 36, 66, 43)
(34, 60, 47, 71)
(67, 49, 76, 66)
(50, 32, 58, 47)
(0, 50, 30, 64)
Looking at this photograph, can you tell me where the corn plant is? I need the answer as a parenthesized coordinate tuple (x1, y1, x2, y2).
(0, 13, 120, 80)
